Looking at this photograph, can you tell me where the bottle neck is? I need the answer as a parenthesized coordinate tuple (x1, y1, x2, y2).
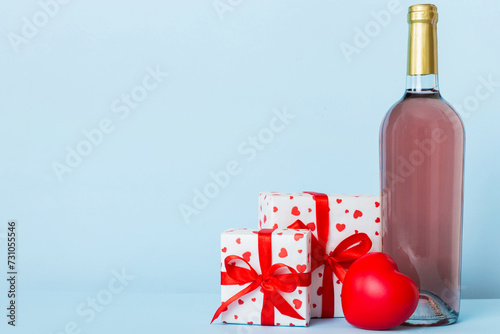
(406, 15, 439, 93)
(406, 74, 439, 92)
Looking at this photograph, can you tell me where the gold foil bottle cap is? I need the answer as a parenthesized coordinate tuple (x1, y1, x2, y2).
(408, 4, 438, 23)
(407, 4, 438, 75)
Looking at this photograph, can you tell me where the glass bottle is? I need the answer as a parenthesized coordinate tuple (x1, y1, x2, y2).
(380, 4, 464, 326)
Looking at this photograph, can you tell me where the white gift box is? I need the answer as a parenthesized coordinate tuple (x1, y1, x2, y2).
(217, 228, 312, 326)
(258, 192, 382, 318)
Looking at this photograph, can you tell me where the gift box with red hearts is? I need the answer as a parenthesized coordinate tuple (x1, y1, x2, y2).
(212, 228, 312, 327)
(258, 192, 382, 318)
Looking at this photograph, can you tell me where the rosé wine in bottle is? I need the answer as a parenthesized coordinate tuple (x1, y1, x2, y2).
(380, 4, 464, 326)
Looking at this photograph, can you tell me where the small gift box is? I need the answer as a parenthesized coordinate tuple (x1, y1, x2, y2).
(212, 228, 312, 326)
(259, 192, 382, 318)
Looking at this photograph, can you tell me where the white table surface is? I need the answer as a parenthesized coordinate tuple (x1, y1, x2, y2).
(2, 292, 499, 333)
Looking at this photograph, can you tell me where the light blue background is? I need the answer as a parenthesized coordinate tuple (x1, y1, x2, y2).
(0, 0, 499, 332)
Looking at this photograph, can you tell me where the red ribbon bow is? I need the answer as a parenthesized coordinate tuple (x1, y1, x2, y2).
(211, 229, 310, 325)
(288, 192, 373, 317)
(288, 220, 372, 279)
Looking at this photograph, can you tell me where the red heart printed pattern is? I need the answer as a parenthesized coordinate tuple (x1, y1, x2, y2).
(375, 217, 381, 223)
(353, 210, 363, 219)
(336, 223, 346, 232)
(375, 201, 380, 207)
(306, 223, 316, 231)
(291, 206, 301, 216)
(278, 248, 288, 258)
(221, 247, 227, 253)
(236, 238, 241, 244)
(336, 199, 342, 204)
(273, 206, 278, 212)
(242, 251, 251, 262)
(296, 264, 306, 273)
(293, 299, 302, 309)
(294, 233, 304, 241)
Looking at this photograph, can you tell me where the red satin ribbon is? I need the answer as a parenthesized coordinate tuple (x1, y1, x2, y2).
(291, 192, 373, 318)
(211, 229, 309, 325)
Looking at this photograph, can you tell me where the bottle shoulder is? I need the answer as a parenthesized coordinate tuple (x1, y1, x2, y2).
(387, 93, 461, 121)
(381, 92, 464, 134)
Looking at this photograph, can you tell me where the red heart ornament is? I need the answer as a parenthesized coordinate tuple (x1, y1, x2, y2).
(341, 252, 419, 330)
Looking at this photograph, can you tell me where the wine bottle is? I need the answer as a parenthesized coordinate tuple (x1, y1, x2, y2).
(380, 4, 464, 326)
